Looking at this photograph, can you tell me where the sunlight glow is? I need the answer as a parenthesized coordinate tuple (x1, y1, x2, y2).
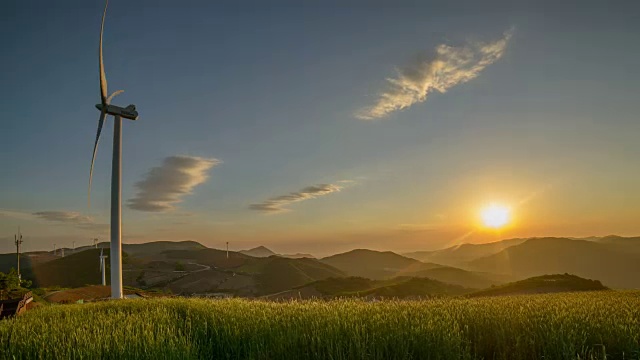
(480, 203, 511, 229)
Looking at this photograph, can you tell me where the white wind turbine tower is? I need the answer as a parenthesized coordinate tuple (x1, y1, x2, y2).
(99, 248, 108, 286)
(88, 0, 139, 299)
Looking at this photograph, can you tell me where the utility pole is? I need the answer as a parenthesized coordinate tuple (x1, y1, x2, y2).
(14, 227, 23, 282)
(226, 242, 229, 259)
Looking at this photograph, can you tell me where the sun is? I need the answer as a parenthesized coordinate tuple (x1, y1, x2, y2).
(480, 203, 511, 229)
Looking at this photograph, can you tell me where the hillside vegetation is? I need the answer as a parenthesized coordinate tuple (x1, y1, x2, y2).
(1, 292, 638, 359)
(354, 277, 470, 298)
(251, 257, 346, 295)
(271, 276, 471, 299)
(121, 241, 207, 256)
(29, 249, 109, 287)
(468, 274, 608, 297)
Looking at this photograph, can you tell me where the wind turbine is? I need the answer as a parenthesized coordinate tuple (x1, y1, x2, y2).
(99, 248, 108, 286)
(14, 227, 23, 282)
(88, 0, 139, 299)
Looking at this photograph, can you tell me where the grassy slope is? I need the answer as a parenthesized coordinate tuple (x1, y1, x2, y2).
(354, 277, 470, 298)
(253, 257, 346, 295)
(396, 267, 506, 289)
(0, 253, 38, 274)
(122, 241, 207, 256)
(28, 249, 108, 288)
(298, 276, 470, 298)
(1, 292, 639, 359)
(162, 248, 252, 269)
(468, 274, 608, 297)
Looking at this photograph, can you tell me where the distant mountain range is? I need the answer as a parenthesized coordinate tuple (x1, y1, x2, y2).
(466, 237, 640, 288)
(264, 273, 607, 300)
(319, 249, 503, 288)
(403, 238, 528, 267)
(1, 235, 638, 297)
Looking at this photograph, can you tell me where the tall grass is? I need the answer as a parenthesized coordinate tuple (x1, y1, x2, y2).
(1, 291, 639, 359)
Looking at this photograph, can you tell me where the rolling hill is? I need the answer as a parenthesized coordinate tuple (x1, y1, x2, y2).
(468, 274, 608, 297)
(595, 235, 640, 255)
(265, 276, 471, 300)
(239, 246, 277, 258)
(162, 248, 253, 268)
(160, 255, 344, 296)
(320, 249, 441, 280)
(468, 237, 640, 288)
(280, 253, 315, 259)
(357, 277, 470, 298)
(121, 241, 207, 256)
(28, 248, 108, 287)
(396, 266, 509, 289)
(249, 256, 346, 295)
(403, 238, 527, 267)
(320, 249, 505, 288)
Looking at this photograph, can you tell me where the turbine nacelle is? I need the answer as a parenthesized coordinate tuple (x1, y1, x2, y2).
(95, 103, 139, 120)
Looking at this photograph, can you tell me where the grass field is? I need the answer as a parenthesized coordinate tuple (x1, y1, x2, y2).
(1, 291, 639, 359)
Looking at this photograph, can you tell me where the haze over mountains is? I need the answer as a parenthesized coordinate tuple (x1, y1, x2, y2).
(1, 235, 638, 298)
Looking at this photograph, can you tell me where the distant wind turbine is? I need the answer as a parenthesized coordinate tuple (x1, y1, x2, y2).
(88, 0, 139, 299)
(99, 248, 108, 286)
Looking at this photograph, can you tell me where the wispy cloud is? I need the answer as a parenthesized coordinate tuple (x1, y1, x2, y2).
(127, 156, 221, 212)
(357, 29, 513, 120)
(32, 211, 108, 231)
(250, 183, 345, 214)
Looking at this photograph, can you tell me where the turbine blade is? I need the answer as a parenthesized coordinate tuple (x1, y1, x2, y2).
(89, 110, 107, 207)
(107, 90, 124, 103)
(99, 0, 109, 104)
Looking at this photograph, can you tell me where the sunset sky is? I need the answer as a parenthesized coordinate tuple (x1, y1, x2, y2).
(1, 0, 639, 256)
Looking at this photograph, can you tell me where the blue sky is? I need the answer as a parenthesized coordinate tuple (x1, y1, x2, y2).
(1, 1, 640, 255)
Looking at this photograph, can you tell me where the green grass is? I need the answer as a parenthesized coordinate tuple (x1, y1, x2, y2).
(1, 291, 639, 359)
